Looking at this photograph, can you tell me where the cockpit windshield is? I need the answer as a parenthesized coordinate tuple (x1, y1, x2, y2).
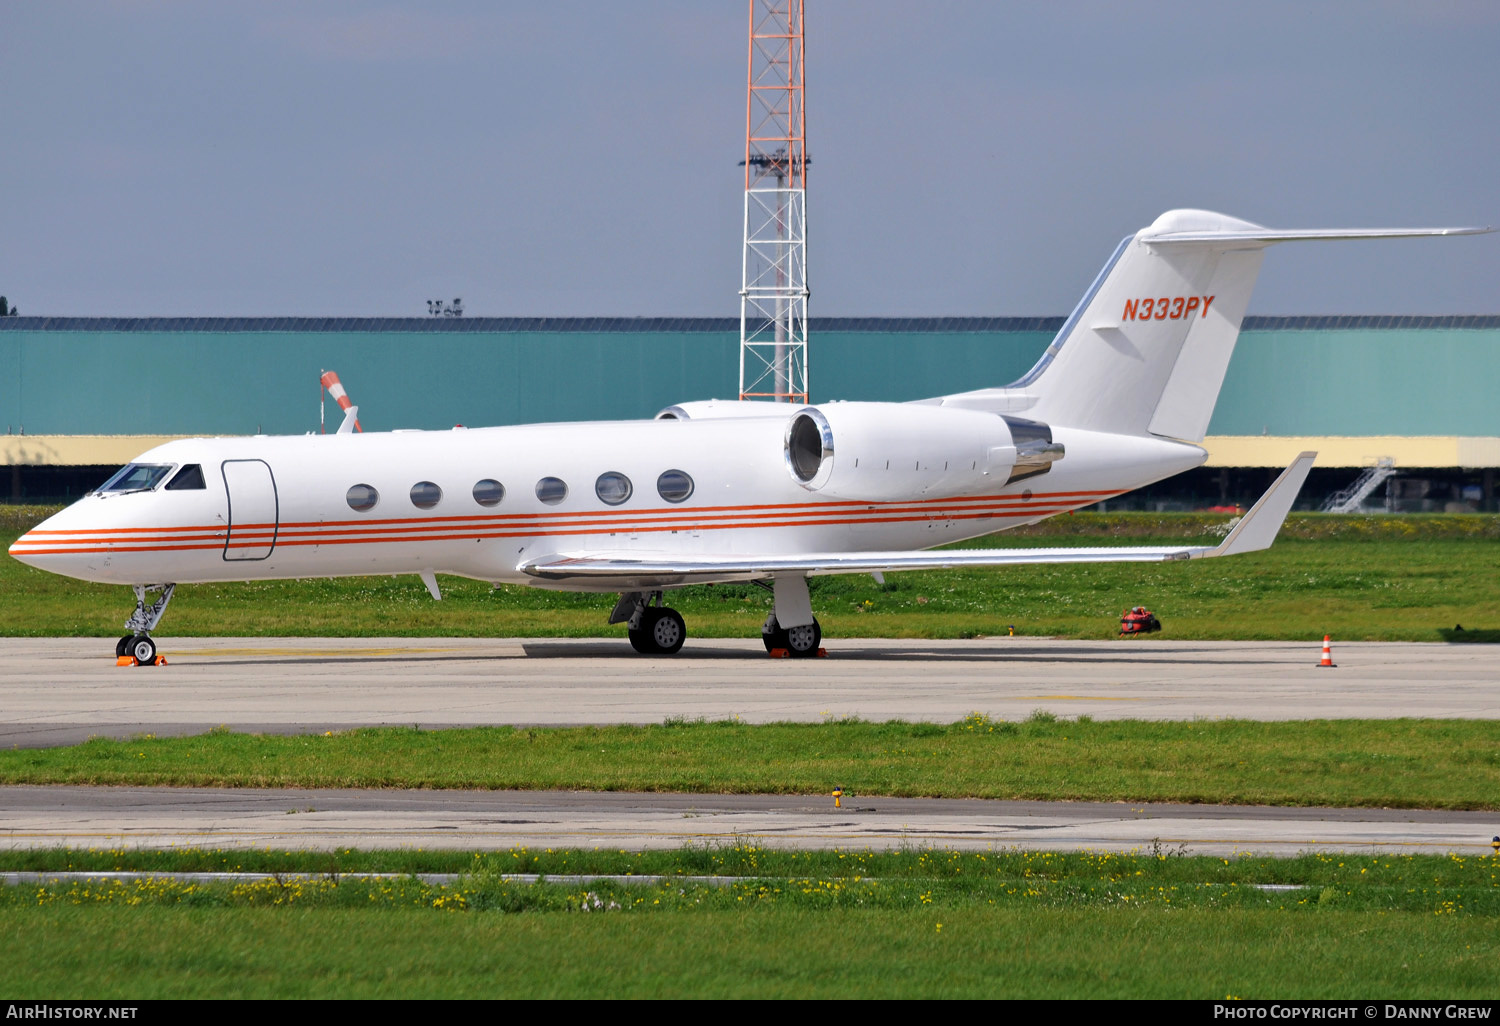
(93, 463, 175, 495)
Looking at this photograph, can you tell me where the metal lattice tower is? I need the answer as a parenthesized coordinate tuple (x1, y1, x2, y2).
(738, 0, 809, 403)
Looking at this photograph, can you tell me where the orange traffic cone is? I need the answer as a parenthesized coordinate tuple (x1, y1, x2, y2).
(1318, 635, 1336, 668)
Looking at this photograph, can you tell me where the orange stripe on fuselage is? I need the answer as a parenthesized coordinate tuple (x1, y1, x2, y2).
(17, 488, 1118, 539)
(8, 500, 1111, 556)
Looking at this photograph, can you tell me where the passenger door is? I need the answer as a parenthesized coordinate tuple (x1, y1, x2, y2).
(222, 459, 279, 560)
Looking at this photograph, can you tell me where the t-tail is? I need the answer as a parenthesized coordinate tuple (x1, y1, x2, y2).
(935, 208, 1489, 441)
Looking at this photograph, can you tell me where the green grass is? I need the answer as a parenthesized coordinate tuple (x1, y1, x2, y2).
(4, 847, 1497, 997)
(1, 842, 1492, 892)
(6, 905, 1493, 998)
(5, 512, 1498, 641)
(4, 716, 1498, 808)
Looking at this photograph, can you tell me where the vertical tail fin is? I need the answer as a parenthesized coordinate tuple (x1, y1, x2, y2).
(935, 209, 1488, 442)
(1024, 208, 1268, 442)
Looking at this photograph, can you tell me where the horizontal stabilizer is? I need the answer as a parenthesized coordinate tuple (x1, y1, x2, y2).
(523, 454, 1316, 586)
(1141, 225, 1492, 245)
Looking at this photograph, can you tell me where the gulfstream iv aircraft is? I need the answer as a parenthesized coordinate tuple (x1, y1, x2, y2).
(10, 210, 1488, 663)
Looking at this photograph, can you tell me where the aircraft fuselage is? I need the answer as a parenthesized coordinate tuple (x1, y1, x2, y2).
(10, 413, 1204, 591)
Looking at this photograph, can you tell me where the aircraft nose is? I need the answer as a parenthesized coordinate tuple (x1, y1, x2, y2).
(9, 525, 62, 571)
(7, 504, 111, 580)
(9, 535, 45, 574)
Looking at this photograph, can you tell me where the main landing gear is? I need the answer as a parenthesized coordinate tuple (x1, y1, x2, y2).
(116, 584, 174, 666)
(612, 576, 824, 658)
(613, 592, 687, 655)
(762, 614, 823, 658)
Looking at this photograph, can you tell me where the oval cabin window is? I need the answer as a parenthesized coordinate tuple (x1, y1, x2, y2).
(346, 484, 379, 512)
(656, 469, 694, 503)
(595, 472, 633, 506)
(473, 479, 505, 507)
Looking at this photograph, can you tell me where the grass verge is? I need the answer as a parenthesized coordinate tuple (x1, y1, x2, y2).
(8, 905, 1494, 999)
(3, 716, 1497, 809)
(3, 847, 1496, 998)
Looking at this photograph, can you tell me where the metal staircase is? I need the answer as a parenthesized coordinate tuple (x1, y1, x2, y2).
(1321, 458, 1396, 513)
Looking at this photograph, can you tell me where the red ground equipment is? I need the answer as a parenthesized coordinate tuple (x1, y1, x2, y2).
(1119, 606, 1162, 636)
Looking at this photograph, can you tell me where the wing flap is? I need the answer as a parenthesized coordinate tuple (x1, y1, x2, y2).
(526, 543, 1204, 583)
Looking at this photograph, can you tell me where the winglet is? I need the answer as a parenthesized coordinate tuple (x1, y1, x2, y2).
(1208, 452, 1317, 557)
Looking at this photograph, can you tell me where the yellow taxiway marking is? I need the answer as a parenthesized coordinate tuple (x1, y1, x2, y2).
(167, 646, 524, 658)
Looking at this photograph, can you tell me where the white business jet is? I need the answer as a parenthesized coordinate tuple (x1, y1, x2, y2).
(9, 210, 1488, 663)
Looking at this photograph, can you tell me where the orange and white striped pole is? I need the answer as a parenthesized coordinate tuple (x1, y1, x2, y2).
(319, 370, 361, 432)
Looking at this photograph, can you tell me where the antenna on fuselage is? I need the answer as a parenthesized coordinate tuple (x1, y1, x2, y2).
(320, 370, 363, 434)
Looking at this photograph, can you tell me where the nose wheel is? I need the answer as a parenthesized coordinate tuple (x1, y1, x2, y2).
(118, 635, 157, 664)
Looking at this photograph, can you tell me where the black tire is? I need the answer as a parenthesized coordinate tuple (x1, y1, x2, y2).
(784, 618, 822, 658)
(649, 607, 686, 655)
(129, 635, 156, 665)
(628, 617, 658, 654)
(762, 614, 788, 653)
(629, 608, 687, 656)
(115, 636, 133, 657)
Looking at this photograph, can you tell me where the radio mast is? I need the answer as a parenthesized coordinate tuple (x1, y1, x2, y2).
(738, 0, 809, 403)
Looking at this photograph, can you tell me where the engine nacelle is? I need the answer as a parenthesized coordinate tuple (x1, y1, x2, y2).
(783, 402, 1063, 500)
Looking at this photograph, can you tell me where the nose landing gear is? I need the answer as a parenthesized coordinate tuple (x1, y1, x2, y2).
(116, 584, 174, 666)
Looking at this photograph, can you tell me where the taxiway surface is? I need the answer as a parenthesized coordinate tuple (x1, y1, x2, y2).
(5, 636, 1495, 857)
(4, 785, 1496, 857)
(3, 636, 1497, 748)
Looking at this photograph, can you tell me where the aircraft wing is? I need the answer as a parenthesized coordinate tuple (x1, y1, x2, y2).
(523, 453, 1315, 586)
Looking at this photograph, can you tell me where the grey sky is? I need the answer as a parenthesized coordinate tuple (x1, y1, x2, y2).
(2, 1, 1496, 317)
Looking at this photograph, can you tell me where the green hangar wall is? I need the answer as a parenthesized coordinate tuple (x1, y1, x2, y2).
(1, 315, 1496, 438)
